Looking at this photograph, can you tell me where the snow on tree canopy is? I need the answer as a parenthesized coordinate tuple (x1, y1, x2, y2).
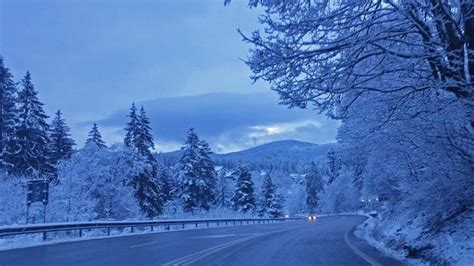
(12, 72, 52, 178)
(258, 173, 284, 218)
(0, 57, 18, 173)
(232, 164, 257, 213)
(176, 128, 217, 213)
(85, 123, 107, 149)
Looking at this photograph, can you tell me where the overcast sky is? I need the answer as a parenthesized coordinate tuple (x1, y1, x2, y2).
(1, 0, 340, 153)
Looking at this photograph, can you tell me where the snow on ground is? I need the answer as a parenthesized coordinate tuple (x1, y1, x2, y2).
(355, 209, 474, 265)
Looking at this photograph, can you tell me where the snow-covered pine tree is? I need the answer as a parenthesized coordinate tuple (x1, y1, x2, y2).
(157, 165, 175, 202)
(49, 110, 75, 165)
(123, 104, 164, 217)
(131, 170, 164, 218)
(306, 162, 324, 213)
(124, 104, 157, 171)
(12, 72, 52, 177)
(85, 123, 107, 148)
(124, 103, 139, 147)
(177, 128, 216, 212)
(232, 164, 256, 213)
(137, 106, 157, 167)
(326, 149, 341, 185)
(197, 139, 217, 209)
(0, 57, 18, 173)
(215, 168, 231, 208)
(259, 173, 284, 218)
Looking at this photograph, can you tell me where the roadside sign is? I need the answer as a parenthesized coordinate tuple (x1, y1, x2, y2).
(26, 179, 49, 223)
(27, 179, 49, 205)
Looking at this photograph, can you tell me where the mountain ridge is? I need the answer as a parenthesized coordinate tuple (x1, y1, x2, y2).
(157, 139, 337, 173)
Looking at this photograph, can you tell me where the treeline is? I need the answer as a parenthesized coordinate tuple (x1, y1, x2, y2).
(0, 57, 286, 223)
(0, 60, 74, 179)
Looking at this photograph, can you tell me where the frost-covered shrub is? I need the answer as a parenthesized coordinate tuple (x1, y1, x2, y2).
(320, 167, 360, 214)
(48, 144, 143, 222)
(0, 174, 26, 225)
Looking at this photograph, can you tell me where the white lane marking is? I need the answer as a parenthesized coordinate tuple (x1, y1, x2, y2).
(180, 235, 262, 265)
(163, 226, 304, 266)
(344, 228, 382, 266)
(162, 234, 260, 266)
(192, 234, 238, 239)
(192, 233, 259, 239)
(129, 241, 160, 248)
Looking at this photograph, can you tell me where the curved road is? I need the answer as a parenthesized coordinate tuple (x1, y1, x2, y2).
(0, 215, 402, 266)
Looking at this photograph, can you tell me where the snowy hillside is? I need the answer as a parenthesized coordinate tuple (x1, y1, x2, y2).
(157, 140, 336, 173)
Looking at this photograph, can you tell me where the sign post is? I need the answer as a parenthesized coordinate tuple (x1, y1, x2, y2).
(26, 179, 49, 224)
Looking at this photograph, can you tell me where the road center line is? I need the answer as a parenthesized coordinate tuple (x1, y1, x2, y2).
(192, 234, 239, 239)
(162, 235, 258, 266)
(192, 233, 261, 239)
(129, 241, 160, 248)
(163, 225, 308, 266)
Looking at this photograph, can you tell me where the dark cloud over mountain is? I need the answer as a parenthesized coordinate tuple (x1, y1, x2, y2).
(97, 92, 340, 152)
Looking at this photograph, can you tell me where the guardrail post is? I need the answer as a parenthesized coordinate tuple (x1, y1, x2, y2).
(151, 225, 154, 232)
(43, 232, 47, 241)
(107, 227, 111, 236)
(131, 226, 134, 233)
(166, 225, 170, 231)
(195, 223, 198, 228)
(225, 221, 228, 226)
(217, 221, 219, 226)
(206, 222, 209, 227)
(79, 229, 82, 237)
(182, 224, 185, 229)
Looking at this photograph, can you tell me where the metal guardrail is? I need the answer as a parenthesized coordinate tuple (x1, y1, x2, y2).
(0, 217, 302, 241)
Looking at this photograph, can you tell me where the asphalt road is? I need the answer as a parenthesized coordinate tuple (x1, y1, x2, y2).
(0, 215, 403, 266)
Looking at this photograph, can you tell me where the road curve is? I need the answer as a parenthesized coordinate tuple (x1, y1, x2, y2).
(0, 215, 402, 266)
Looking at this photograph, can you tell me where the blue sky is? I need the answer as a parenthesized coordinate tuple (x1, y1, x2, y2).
(1, 0, 339, 153)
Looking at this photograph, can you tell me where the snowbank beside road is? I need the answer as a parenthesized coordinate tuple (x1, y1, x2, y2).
(356, 210, 474, 265)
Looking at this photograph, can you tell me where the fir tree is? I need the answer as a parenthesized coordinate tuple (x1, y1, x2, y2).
(49, 110, 75, 165)
(124, 103, 138, 148)
(137, 106, 156, 164)
(327, 149, 341, 185)
(0, 57, 18, 173)
(197, 139, 217, 207)
(130, 170, 164, 218)
(215, 168, 231, 208)
(232, 164, 256, 213)
(13, 71, 51, 177)
(259, 173, 284, 218)
(124, 104, 157, 172)
(124, 104, 163, 216)
(85, 123, 107, 148)
(157, 165, 175, 202)
(177, 128, 217, 212)
(306, 162, 324, 213)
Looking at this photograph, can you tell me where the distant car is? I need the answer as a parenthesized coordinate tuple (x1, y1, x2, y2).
(308, 213, 317, 221)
